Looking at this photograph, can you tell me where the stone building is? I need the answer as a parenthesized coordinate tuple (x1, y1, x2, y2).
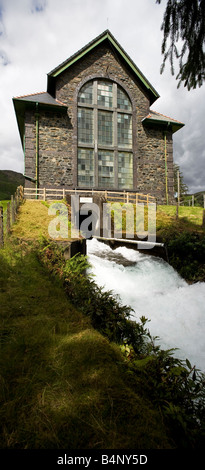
(13, 30, 184, 204)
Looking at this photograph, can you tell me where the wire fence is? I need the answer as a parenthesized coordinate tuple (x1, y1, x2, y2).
(0, 185, 24, 247)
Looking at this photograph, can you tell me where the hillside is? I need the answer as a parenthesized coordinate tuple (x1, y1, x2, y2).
(0, 200, 205, 453)
(0, 170, 24, 200)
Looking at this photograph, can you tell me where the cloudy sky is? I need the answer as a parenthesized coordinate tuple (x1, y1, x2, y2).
(0, 0, 204, 193)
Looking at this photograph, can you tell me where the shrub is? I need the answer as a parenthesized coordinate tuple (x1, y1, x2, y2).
(166, 232, 205, 281)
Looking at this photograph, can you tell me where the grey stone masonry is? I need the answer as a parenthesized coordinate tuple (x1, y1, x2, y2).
(22, 40, 180, 204)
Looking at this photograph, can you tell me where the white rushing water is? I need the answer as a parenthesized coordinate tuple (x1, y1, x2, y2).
(87, 238, 205, 373)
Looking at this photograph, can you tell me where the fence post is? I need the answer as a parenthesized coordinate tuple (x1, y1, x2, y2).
(19, 185, 24, 202)
(6, 202, 10, 233)
(202, 210, 205, 227)
(0, 206, 3, 247)
(16, 188, 20, 210)
(15, 191, 18, 214)
(176, 170, 180, 219)
(11, 195, 15, 225)
(136, 193, 138, 205)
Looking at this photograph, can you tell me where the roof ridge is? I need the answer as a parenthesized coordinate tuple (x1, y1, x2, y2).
(47, 30, 159, 104)
(150, 109, 183, 124)
(13, 91, 67, 107)
(47, 30, 110, 77)
(55, 98, 67, 106)
(14, 91, 46, 99)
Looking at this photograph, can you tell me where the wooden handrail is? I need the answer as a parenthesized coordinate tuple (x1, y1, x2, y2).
(23, 187, 155, 205)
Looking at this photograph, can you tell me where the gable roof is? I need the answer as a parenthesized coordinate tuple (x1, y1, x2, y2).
(13, 92, 67, 145)
(13, 92, 67, 108)
(142, 110, 184, 134)
(47, 30, 160, 105)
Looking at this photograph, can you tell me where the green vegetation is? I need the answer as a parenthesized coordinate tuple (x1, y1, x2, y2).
(0, 170, 24, 200)
(157, 204, 204, 227)
(0, 201, 9, 212)
(185, 191, 205, 208)
(0, 201, 9, 230)
(0, 199, 205, 449)
(10, 199, 76, 241)
(0, 239, 172, 449)
(156, 206, 205, 282)
(38, 240, 205, 449)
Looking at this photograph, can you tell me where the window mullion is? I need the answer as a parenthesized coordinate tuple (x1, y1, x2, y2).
(113, 83, 117, 108)
(113, 83, 118, 188)
(113, 84, 117, 188)
(93, 81, 98, 187)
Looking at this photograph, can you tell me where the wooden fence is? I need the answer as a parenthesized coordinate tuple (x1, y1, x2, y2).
(23, 187, 156, 205)
(0, 185, 24, 247)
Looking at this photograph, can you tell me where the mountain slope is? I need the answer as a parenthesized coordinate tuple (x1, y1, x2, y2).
(0, 170, 24, 200)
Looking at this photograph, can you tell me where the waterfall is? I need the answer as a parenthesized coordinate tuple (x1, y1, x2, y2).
(87, 238, 205, 373)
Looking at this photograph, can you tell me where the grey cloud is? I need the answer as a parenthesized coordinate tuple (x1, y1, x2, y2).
(31, 0, 47, 13)
(0, 49, 9, 65)
(0, 0, 204, 195)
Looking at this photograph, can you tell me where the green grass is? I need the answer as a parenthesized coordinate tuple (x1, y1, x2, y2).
(0, 201, 10, 231)
(0, 201, 10, 211)
(155, 205, 205, 243)
(10, 200, 77, 241)
(5, 199, 204, 243)
(110, 202, 205, 239)
(1, 201, 205, 448)
(158, 205, 204, 226)
(0, 239, 170, 449)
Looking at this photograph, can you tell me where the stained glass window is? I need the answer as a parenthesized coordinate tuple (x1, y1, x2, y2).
(98, 111, 113, 145)
(78, 108, 93, 144)
(117, 87, 132, 110)
(118, 152, 133, 189)
(77, 80, 133, 189)
(98, 151, 114, 188)
(78, 148, 94, 187)
(78, 81, 93, 104)
(97, 81, 113, 108)
(117, 114, 132, 148)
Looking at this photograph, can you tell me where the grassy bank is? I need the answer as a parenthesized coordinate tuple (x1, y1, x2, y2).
(0, 240, 171, 449)
(1, 200, 205, 449)
(8, 198, 205, 283)
(155, 206, 205, 282)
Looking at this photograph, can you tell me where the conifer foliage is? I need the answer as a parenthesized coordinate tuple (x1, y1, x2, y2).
(156, 0, 205, 89)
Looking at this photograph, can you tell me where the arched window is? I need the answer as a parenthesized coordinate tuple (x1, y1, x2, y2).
(77, 79, 133, 189)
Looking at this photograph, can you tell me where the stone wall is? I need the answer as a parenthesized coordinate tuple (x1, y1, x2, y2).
(24, 42, 175, 203)
(38, 110, 73, 188)
(137, 126, 174, 204)
(24, 111, 36, 188)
